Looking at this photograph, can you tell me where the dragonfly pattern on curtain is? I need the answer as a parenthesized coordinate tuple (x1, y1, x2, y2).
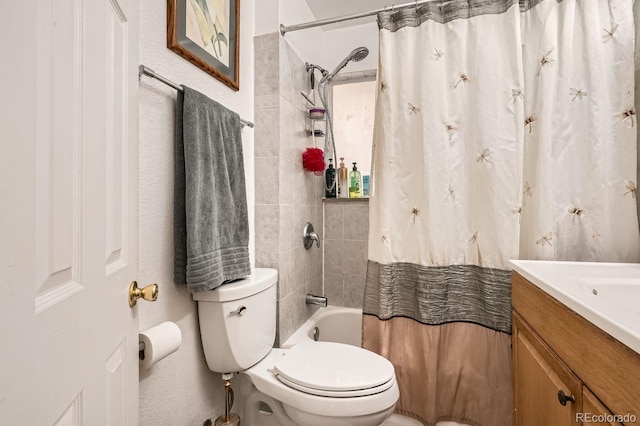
(363, 0, 640, 425)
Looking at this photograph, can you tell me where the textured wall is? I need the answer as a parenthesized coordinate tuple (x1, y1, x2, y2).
(323, 199, 369, 308)
(137, 0, 255, 424)
(254, 33, 324, 345)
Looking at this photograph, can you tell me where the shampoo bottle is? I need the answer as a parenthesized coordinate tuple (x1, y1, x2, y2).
(362, 175, 370, 197)
(349, 162, 362, 198)
(338, 158, 349, 198)
(325, 159, 336, 198)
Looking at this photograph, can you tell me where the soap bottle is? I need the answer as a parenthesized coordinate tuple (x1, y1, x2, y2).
(349, 162, 362, 198)
(325, 159, 336, 198)
(338, 158, 349, 198)
(362, 175, 370, 197)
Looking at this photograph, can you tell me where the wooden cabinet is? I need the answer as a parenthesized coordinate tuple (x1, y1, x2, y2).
(582, 389, 621, 426)
(512, 272, 640, 426)
(513, 313, 581, 425)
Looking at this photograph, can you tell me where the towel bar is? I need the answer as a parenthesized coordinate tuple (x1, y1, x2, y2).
(138, 65, 254, 128)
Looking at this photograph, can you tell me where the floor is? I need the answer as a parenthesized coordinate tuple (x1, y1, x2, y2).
(382, 414, 423, 425)
(383, 415, 469, 426)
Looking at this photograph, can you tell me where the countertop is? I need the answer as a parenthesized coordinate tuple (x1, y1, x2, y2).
(510, 260, 640, 355)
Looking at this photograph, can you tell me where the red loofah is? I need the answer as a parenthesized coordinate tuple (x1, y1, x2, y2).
(302, 147, 325, 175)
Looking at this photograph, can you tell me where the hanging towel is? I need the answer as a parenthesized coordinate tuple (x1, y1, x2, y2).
(174, 86, 251, 293)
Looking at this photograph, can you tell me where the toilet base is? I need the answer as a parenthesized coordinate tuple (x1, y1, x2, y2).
(241, 382, 395, 426)
(283, 402, 395, 426)
(241, 386, 296, 426)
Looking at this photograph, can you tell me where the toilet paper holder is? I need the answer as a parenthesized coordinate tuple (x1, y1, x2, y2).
(138, 321, 182, 369)
(139, 342, 146, 361)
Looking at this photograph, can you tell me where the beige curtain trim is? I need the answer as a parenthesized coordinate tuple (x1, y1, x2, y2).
(363, 316, 513, 426)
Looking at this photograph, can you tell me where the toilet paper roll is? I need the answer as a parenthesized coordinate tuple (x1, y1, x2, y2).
(139, 321, 182, 370)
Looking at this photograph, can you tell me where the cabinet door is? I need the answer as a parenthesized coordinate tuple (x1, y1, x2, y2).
(513, 312, 582, 426)
(582, 389, 622, 426)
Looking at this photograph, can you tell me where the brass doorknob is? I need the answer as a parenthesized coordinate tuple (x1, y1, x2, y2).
(129, 281, 158, 307)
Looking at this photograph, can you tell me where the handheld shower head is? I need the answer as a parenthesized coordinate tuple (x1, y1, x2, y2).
(320, 47, 369, 84)
(350, 46, 370, 62)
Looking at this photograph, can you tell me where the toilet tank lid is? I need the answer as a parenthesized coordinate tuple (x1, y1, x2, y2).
(192, 268, 278, 302)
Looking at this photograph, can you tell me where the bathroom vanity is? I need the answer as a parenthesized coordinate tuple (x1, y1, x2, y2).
(510, 261, 640, 426)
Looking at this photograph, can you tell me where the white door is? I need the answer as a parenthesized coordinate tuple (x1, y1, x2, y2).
(0, 0, 140, 424)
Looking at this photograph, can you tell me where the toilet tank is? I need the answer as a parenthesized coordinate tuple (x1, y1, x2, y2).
(192, 268, 278, 373)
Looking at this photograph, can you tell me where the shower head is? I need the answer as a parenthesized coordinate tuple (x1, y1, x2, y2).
(320, 47, 369, 84)
(350, 46, 370, 62)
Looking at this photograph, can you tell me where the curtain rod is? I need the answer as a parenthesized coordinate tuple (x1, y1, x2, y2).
(280, 0, 439, 35)
(138, 65, 254, 128)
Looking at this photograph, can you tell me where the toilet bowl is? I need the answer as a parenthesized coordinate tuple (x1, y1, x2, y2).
(246, 342, 398, 426)
(192, 268, 399, 426)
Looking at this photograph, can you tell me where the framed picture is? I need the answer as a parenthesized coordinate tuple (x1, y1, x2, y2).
(167, 0, 240, 91)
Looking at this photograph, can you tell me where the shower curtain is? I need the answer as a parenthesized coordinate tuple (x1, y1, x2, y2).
(363, 1, 639, 425)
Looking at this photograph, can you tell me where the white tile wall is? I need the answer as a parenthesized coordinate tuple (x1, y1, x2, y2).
(254, 33, 324, 344)
(323, 199, 369, 308)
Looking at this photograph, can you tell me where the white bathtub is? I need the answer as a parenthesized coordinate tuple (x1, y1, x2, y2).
(282, 305, 363, 348)
(281, 306, 467, 426)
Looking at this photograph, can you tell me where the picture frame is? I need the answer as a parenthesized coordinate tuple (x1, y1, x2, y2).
(167, 0, 240, 91)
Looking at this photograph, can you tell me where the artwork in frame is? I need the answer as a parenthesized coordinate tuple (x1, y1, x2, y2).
(168, 0, 240, 91)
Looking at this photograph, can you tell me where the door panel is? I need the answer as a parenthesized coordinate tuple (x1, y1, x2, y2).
(54, 395, 82, 426)
(513, 313, 582, 426)
(34, 0, 84, 312)
(104, 0, 128, 271)
(0, 0, 139, 424)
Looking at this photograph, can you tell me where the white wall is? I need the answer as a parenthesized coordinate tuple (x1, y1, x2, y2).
(254, 0, 279, 35)
(136, 2, 377, 422)
(333, 80, 376, 176)
(256, 0, 324, 66)
(258, 2, 378, 74)
(322, 22, 378, 73)
(279, 0, 324, 66)
(137, 0, 255, 424)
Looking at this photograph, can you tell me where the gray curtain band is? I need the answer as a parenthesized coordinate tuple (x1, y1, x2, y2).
(377, 0, 557, 31)
(364, 261, 513, 334)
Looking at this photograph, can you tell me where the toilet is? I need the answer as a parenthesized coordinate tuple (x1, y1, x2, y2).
(193, 268, 399, 426)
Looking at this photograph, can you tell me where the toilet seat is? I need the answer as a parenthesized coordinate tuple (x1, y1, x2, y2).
(272, 341, 396, 397)
(275, 374, 395, 397)
(244, 349, 400, 419)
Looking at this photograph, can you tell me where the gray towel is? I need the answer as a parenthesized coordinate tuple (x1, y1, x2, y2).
(174, 86, 251, 293)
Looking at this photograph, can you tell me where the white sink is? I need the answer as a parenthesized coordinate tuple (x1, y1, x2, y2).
(510, 260, 640, 355)
(578, 278, 640, 313)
